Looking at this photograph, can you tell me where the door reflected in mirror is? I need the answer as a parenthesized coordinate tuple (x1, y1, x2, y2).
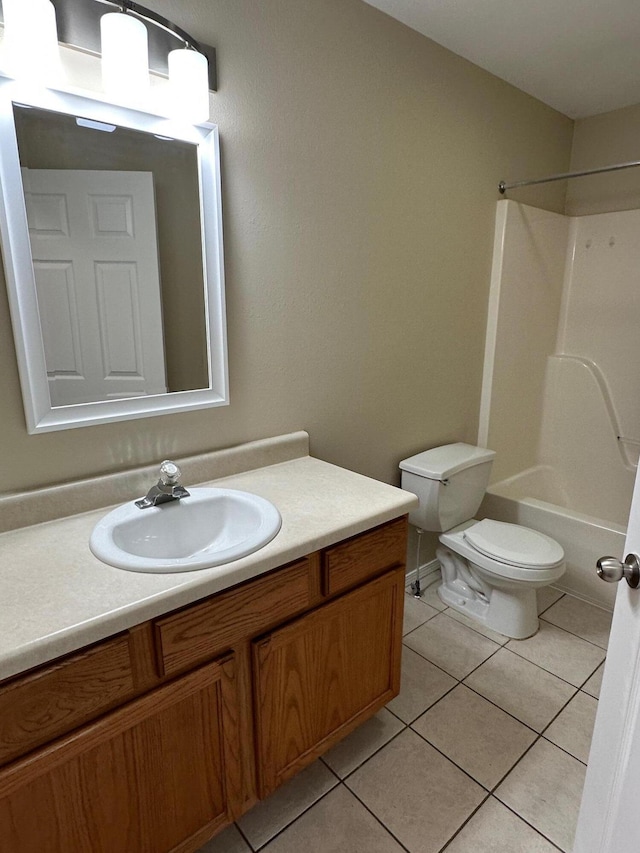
(0, 80, 228, 432)
(15, 103, 208, 405)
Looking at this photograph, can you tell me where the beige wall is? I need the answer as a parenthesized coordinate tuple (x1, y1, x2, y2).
(0, 0, 573, 496)
(567, 103, 640, 215)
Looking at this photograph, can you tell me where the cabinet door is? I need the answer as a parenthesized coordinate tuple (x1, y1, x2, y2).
(0, 655, 240, 853)
(253, 567, 404, 796)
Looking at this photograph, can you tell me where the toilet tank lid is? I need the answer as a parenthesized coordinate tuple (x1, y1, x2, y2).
(399, 443, 496, 480)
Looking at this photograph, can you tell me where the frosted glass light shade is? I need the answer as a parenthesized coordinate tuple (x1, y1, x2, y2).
(100, 12, 150, 100)
(168, 48, 210, 124)
(2, 0, 60, 82)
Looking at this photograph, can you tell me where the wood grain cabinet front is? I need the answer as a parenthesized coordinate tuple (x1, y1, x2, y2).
(154, 557, 315, 678)
(321, 516, 408, 596)
(0, 634, 135, 767)
(0, 655, 241, 853)
(252, 565, 405, 797)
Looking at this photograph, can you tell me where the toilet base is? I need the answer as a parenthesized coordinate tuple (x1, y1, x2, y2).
(437, 580, 539, 640)
(436, 544, 545, 639)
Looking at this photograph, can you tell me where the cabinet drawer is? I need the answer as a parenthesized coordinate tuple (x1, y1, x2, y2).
(0, 635, 134, 766)
(321, 516, 408, 596)
(155, 558, 314, 677)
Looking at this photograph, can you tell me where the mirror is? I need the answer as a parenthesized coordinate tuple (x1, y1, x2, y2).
(0, 77, 228, 432)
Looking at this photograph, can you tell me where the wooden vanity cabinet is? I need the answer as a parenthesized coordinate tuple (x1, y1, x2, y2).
(0, 655, 240, 853)
(0, 516, 407, 853)
(253, 567, 404, 796)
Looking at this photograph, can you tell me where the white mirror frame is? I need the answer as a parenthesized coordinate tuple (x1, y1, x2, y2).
(0, 77, 228, 433)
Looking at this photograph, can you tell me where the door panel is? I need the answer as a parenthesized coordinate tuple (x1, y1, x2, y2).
(574, 461, 640, 852)
(23, 168, 167, 405)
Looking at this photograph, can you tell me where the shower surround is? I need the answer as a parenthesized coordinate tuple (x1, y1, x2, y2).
(478, 200, 637, 607)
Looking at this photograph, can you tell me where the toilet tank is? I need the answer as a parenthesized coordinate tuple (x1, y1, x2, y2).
(399, 443, 496, 532)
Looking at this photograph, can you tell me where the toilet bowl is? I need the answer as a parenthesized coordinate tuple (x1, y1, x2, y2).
(399, 443, 565, 639)
(437, 518, 565, 638)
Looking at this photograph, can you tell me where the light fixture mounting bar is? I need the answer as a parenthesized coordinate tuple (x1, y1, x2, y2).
(0, 0, 218, 91)
(95, 0, 203, 53)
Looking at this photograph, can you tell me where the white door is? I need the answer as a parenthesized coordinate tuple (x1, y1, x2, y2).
(22, 168, 167, 406)
(573, 461, 640, 851)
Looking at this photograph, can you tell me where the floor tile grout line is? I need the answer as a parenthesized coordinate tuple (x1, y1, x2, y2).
(402, 622, 596, 731)
(338, 722, 499, 846)
(403, 685, 589, 795)
(407, 721, 498, 794)
(233, 731, 576, 853)
(490, 732, 587, 851)
(490, 795, 567, 852)
(401, 607, 442, 639)
(408, 695, 569, 798)
(539, 614, 610, 651)
(399, 656, 587, 788)
(539, 732, 589, 767)
(247, 776, 341, 852)
(386, 677, 461, 728)
(399, 637, 495, 683)
(435, 789, 567, 853)
(342, 732, 567, 853)
(403, 627, 505, 683)
(456, 678, 567, 737)
(325, 724, 409, 783)
(536, 591, 566, 618)
(538, 688, 591, 736)
(338, 782, 414, 853)
(435, 791, 493, 853)
(489, 733, 543, 794)
(416, 608, 506, 651)
(484, 642, 605, 691)
(541, 593, 613, 617)
(400, 628, 592, 847)
(576, 660, 607, 691)
(438, 602, 514, 645)
(233, 821, 253, 851)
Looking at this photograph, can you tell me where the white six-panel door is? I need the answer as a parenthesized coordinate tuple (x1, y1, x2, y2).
(22, 168, 167, 406)
(574, 459, 640, 851)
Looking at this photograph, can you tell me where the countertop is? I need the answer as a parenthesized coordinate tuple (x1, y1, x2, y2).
(0, 434, 417, 682)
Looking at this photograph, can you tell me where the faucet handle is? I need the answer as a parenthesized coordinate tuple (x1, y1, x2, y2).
(159, 460, 181, 486)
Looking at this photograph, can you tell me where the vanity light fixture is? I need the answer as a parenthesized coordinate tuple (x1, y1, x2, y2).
(97, 0, 211, 122)
(1, 0, 61, 83)
(168, 46, 210, 124)
(0, 0, 217, 124)
(100, 8, 150, 100)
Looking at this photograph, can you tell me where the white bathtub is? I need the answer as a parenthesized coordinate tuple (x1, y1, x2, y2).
(479, 465, 624, 610)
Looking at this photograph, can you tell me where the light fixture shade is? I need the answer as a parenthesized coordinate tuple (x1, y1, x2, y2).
(168, 48, 210, 124)
(2, 0, 60, 83)
(100, 12, 150, 100)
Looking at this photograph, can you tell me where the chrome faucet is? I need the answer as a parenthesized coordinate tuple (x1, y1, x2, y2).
(135, 460, 190, 509)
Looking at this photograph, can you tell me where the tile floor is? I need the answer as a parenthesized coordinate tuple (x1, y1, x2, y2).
(198, 584, 612, 853)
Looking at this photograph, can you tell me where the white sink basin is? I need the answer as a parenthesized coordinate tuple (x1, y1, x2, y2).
(90, 487, 282, 573)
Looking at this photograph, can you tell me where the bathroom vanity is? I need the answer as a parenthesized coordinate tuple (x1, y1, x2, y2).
(0, 433, 415, 852)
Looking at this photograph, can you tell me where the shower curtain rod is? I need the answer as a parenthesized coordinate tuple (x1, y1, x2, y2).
(498, 159, 640, 194)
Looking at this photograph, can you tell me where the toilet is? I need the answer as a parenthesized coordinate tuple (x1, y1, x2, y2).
(399, 443, 565, 639)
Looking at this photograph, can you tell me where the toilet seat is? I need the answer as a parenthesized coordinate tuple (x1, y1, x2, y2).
(440, 520, 565, 583)
(463, 519, 564, 569)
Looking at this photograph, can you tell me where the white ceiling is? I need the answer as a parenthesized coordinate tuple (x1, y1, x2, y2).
(363, 0, 640, 119)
